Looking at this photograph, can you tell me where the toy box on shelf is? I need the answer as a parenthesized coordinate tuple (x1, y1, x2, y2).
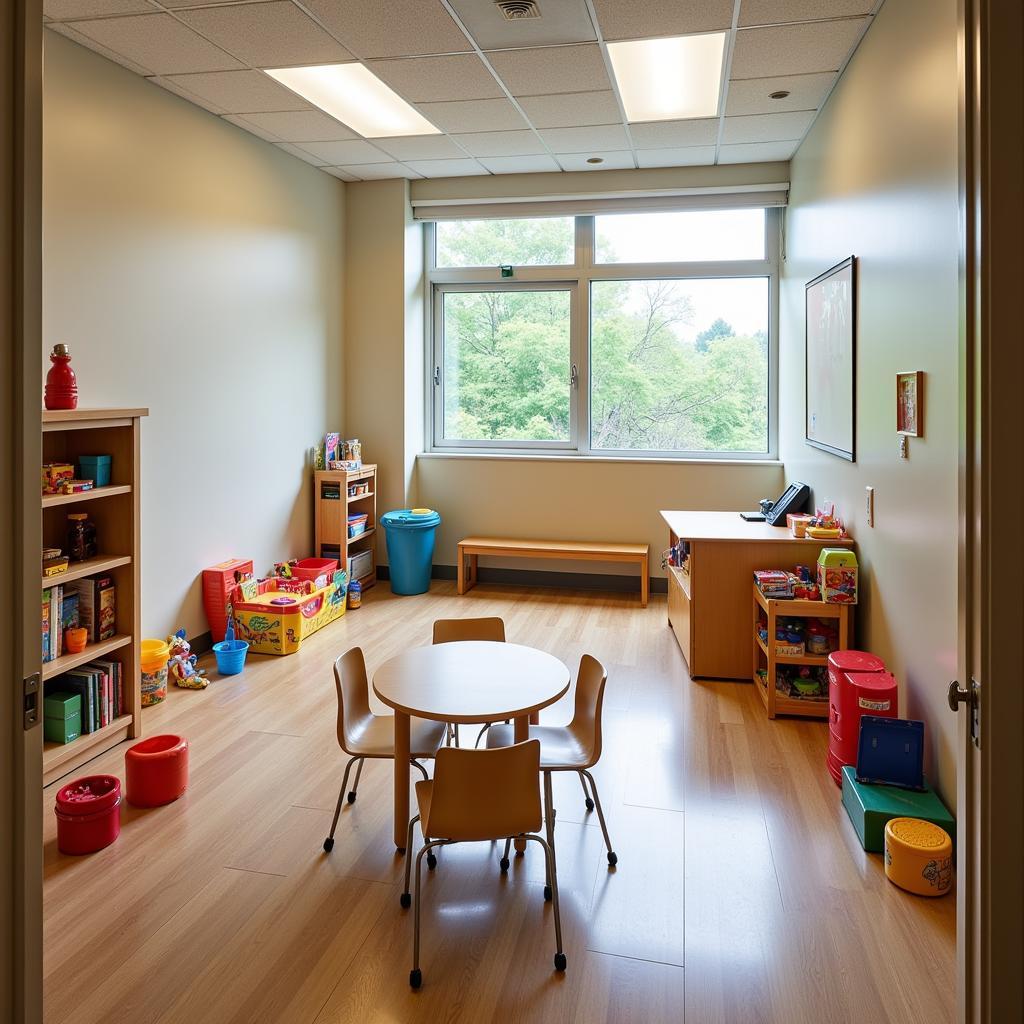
(231, 569, 347, 656)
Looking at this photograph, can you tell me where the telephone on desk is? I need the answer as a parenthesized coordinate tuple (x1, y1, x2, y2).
(740, 482, 810, 526)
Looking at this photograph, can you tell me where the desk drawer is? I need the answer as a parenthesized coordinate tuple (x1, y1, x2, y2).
(667, 566, 692, 669)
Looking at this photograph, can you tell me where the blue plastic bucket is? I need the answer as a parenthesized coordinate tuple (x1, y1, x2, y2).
(212, 639, 249, 675)
(380, 508, 441, 596)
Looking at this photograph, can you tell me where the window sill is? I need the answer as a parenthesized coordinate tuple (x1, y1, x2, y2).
(417, 451, 782, 467)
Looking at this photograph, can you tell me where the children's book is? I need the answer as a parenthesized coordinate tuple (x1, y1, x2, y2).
(63, 669, 96, 733)
(42, 589, 52, 662)
(61, 592, 79, 652)
(71, 575, 116, 642)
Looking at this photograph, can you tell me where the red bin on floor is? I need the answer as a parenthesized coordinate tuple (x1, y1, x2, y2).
(55, 775, 122, 855)
(125, 734, 189, 807)
(827, 651, 894, 785)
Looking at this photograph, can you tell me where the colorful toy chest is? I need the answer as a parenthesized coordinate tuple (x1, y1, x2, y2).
(202, 558, 253, 643)
(841, 766, 955, 853)
(884, 817, 953, 896)
(54, 774, 122, 855)
(231, 572, 346, 655)
(827, 650, 893, 785)
(817, 547, 859, 604)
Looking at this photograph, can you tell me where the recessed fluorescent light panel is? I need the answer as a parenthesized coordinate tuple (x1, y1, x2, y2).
(607, 33, 727, 123)
(265, 63, 441, 138)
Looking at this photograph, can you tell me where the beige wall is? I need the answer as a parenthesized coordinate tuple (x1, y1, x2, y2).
(779, 0, 960, 805)
(43, 31, 346, 638)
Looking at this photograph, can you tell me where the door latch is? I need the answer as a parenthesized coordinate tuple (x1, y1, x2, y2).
(947, 678, 980, 747)
(433, 366, 441, 386)
(23, 672, 40, 730)
(570, 363, 579, 388)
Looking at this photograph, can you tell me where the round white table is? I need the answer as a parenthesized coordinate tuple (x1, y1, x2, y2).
(373, 641, 570, 850)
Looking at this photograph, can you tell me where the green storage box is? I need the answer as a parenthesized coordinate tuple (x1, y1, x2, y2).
(44, 691, 82, 745)
(841, 765, 954, 852)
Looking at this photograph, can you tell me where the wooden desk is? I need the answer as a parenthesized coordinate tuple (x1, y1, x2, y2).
(661, 511, 854, 681)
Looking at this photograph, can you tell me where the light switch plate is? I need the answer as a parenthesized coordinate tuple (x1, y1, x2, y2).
(865, 486, 874, 527)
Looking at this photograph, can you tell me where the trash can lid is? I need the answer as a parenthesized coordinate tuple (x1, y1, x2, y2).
(381, 508, 441, 530)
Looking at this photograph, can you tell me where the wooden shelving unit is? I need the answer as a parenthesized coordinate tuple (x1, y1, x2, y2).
(313, 464, 378, 590)
(752, 585, 852, 720)
(41, 407, 146, 786)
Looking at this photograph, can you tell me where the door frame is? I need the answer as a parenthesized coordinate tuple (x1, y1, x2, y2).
(957, 0, 1024, 1020)
(0, 1, 42, 1022)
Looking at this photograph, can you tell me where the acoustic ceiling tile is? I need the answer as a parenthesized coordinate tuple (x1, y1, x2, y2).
(44, 0, 155, 19)
(739, 0, 877, 27)
(477, 154, 561, 173)
(322, 166, 360, 181)
(160, 70, 310, 113)
(292, 139, 392, 164)
(301, 0, 471, 58)
(275, 142, 328, 166)
(636, 146, 717, 168)
(592, 0, 734, 39)
(517, 90, 621, 129)
(149, 75, 228, 114)
(47, 22, 154, 75)
(717, 140, 800, 163)
(221, 113, 279, 141)
(451, 129, 545, 158)
(538, 123, 629, 152)
(178, 2, 354, 68)
(447, 0, 596, 49)
(416, 97, 527, 133)
(557, 151, 635, 171)
(374, 134, 471, 160)
(366, 54, 505, 103)
(405, 158, 489, 177)
(731, 19, 869, 78)
(338, 162, 423, 179)
(162, 0, 277, 6)
(64, 13, 243, 73)
(725, 72, 836, 115)
(628, 118, 718, 149)
(237, 109, 357, 142)
(721, 110, 815, 144)
(486, 44, 610, 97)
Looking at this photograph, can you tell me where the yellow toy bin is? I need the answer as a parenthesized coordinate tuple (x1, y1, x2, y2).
(231, 573, 346, 656)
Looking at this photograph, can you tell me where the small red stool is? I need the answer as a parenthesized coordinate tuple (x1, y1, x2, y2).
(55, 775, 122, 855)
(125, 734, 189, 807)
(827, 650, 895, 785)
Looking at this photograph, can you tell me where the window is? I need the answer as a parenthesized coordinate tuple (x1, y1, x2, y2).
(428, 208, 778, 458)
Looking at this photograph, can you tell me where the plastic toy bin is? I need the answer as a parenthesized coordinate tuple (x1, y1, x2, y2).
(126, 734, 190, 807)
(55, 775, 122, 855)
(202, 558, 253, 643)
(140, 638, 170, 707)
(289, 557, 338, 583)
(232, 572, 347, 655)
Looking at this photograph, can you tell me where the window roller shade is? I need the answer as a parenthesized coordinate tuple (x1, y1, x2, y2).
(412, 184, 789, 221)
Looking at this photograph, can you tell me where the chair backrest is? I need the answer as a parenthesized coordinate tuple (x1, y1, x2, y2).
(333, 647, 374, 754)
(567, 654, 608, 769)
(424, 740, 542, 842)
(432, 616, 506, 645)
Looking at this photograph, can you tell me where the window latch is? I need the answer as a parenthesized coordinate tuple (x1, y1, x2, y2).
(570, 363, 578, 388)
(433, 366, 441, 386)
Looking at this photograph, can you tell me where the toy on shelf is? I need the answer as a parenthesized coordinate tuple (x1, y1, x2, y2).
(804, 501, 847, 540)
(43, 548, 68, 577)
(44, 342, 79, 411)
(167, 628, 208, 690)
(66, 513, 98, 562)
(818, 548, 859, 603)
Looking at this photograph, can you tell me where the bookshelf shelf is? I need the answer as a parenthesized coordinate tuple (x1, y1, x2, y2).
(40, 407, 146, 787)
(314, 464, 377, 590)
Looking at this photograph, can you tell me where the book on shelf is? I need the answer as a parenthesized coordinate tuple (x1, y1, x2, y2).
(52, 656, 124, 735)
(69, 574, 116, 643)
(42, 584, 64, 662)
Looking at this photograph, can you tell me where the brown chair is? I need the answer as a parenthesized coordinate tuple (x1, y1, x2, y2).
(322, 647, 447, 853)
(431, 616, 506, 747)
(486, 654, 616, 871)
(399, 739, 566, 989)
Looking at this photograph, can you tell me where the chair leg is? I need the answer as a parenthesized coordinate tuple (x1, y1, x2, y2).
(323, 755, 358, 852)
(581, 769, 617, 866)
(410, 839, 447, 989)
(500, 837, 512, 872)
(347, 757, 365, 804)
(578, 771, 595, 811)
(474, 723, 492, 748)
(523, 834, 566, 971)
(410, 759, 429, 781)
(401, 814, 420, 907)
(542, 771, 558, 900)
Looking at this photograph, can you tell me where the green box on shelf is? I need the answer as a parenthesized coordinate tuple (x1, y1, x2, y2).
(44, 691, 82, 745)
(841, 765, 955, 853)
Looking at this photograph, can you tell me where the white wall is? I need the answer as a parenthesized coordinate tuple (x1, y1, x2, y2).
(779, 0, 960, 805)
(42, 31, 346, 638)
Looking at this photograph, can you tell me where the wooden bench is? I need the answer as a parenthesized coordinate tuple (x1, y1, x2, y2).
(457, 536, 650, 607)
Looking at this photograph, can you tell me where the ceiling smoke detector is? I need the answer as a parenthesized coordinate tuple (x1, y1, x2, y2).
(494, 0, 541, 20)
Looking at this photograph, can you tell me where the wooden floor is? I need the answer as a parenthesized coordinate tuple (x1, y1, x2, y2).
(42, 583, 955, 1023)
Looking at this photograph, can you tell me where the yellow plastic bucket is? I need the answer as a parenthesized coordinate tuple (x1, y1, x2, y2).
(140, 639, 170, 707)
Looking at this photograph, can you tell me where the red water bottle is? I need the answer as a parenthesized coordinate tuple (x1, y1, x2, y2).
(45, 343, 78, 410)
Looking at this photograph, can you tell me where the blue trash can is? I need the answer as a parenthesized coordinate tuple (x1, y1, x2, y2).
(380, 508, 441, 595)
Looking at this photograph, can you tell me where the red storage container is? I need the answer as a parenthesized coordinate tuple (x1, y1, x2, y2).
(289, 557, 338, 583)
(202, 558, 253, 642)
(827, 651, 896, 785)
(125, 734, 190, 807)
(54, 775, 122, 855)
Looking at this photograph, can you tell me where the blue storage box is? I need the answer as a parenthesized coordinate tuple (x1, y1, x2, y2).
(78, 454, 112, 487)
(856, 716, 926, 790)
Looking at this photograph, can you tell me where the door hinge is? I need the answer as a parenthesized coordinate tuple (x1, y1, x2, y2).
(433, 366, 441, 386)
(570, 363, 579, 388)
(24, 672, 40, 730)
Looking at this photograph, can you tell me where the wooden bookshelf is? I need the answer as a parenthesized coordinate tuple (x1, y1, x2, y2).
(314, 464, 377, 590)
(41, 407, 146, 786)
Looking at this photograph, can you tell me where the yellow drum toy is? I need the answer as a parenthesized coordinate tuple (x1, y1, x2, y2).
(884, 817, 953, 896)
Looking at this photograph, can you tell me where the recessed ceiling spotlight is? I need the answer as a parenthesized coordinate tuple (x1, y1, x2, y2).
(769, 90, 791, 100)
(586, 156, 604, 164)
(265, 63, 441, 138)
(607, 32, 727, 122)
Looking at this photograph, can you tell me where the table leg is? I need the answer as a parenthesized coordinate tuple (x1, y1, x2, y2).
(394, 710, 411, 851)
(640, 554, 649, 608)
(514, 714, 529, 853)
(457, 545, 465, 595)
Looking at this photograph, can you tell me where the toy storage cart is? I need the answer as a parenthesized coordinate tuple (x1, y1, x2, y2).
(314, 465, 377, 590)
(752, 585, 853, 719)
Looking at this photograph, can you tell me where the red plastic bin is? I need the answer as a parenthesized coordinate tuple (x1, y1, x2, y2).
(125, 734, 190, 807)
(289, 557, 338, 583)
(202, 558, 253, 642)
(55, 775, 122, 855)
(827, 650, 895, 785)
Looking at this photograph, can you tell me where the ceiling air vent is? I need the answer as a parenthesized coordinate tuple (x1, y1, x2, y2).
(494, 0, 541, 20)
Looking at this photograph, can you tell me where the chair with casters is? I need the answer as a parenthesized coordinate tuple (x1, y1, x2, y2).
(322, 647, 447, 854)
(486, 654, 616, 870)
(399, 739, 566, 989)
(431, 616, 506, 747)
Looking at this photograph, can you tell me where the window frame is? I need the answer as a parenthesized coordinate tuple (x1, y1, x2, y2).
(425, 209, 780, 461)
